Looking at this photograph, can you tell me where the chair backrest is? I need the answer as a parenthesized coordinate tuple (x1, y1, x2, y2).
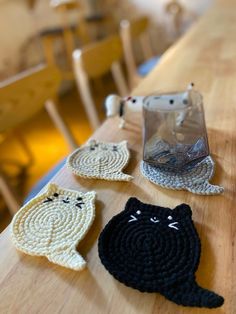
(0, 65, 61, 133)
(126, 16, 149, 39)
(73, 34, 129, 130)
(74, 35, 124, 79)
(120, 16, 154, 88)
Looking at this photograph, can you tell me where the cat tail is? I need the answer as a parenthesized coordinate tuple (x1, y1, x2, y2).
(188, 181, 224, 195)
(105, 172, 133, 182)
(46, 248, 86, 271)
(161, 278, 224, 308)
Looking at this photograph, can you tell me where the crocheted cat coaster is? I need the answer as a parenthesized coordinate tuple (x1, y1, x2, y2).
(67, 140, 133, 181)
(141, 156, 224, 195)
(98, 198, 224, 308)
(11, 183, 96, 271)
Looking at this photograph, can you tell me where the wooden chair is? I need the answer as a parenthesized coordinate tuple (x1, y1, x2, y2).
(40, 30, 75, 81)
(0, 64, 77, 214)
(73, 34, 129, 130)
(120, 16, 160, 89)
(50, 0, 91, 57)
(165, 0, 184, 38)
(42, 0, 114, 82)
(52, 0, 116, 42)
(40, 0, 90, 81)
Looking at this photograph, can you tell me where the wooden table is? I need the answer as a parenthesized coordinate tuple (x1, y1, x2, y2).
(1, 1, 236, 313)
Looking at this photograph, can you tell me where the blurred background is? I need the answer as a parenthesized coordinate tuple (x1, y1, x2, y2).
(0, 0, 212, 231)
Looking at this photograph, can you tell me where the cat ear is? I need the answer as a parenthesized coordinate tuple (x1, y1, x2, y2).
(119, 140, 128, 148)
(46, 183, 59, 193)
(125, 197, 142, 211)
(84, 191, 96, 201)
(87, 139, 96, 145)
(173, 203, 192, 217)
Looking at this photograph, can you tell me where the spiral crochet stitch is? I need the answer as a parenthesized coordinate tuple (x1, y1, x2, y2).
(11, 183, 96, 271)
(141, 156, 224, 195)
(67, 140, 133, 181)
(98, 198, 224, 308)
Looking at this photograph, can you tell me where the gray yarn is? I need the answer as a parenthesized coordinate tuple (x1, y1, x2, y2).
(141, 156, 224, 195)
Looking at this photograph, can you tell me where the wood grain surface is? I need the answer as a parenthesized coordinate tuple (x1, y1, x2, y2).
(0, 1, 235, 313)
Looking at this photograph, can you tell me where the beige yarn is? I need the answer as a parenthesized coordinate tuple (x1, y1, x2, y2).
(11, 183, 96, 271)
(67, 140, 133, 181)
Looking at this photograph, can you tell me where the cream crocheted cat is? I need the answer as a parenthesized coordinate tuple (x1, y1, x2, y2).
(11, 183, 96, 270)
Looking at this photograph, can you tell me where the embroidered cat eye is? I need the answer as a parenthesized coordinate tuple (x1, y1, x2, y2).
(150, 217, 159, 223)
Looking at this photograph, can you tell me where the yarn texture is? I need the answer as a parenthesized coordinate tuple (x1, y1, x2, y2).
(141, 156, 224, 195)
(67, 140, 133, 181)
(11, 183, 96, 271)
(98, 198, 224, 308)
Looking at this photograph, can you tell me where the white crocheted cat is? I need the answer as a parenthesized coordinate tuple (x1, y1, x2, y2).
(67, 140, 133, 181)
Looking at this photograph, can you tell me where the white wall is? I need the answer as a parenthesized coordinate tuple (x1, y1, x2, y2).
(129, 0, 213, 42)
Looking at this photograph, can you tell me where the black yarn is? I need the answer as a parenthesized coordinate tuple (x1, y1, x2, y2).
(98, 198, 224, 308)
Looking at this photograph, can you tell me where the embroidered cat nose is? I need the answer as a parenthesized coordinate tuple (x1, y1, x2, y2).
(63, 197, 70, 204)
(150, 217, 160, 223)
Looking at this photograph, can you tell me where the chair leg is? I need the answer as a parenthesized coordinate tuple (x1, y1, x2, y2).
(0, 171, 20, 215)
(73, 57, 100, 130)
(120, 23, 138, 90)
(76, 15, 91, 45)
(62, 28, 75, 67)
(140, 32, 153, 60)
(14, 131, 34, 168)
(45, 99, 78, 151)
(41, 36, 57, 66)
(111, 61, 129, 97)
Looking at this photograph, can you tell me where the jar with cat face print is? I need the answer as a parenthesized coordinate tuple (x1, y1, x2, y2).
(142, 87, 209, 171)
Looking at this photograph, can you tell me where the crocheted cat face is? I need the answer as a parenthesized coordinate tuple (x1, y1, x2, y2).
(67, 140, 133, 181)
(127, 199, 187, 231)
(98, 198, 224, 308)
(88, 140, 124, 154)
(11, 183, 96, 271)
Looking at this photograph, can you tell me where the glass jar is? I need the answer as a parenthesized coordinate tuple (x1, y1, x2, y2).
(143, 90, 209, 171)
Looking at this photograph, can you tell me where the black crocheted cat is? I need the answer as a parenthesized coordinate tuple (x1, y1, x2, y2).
(98, 198, 224, 308)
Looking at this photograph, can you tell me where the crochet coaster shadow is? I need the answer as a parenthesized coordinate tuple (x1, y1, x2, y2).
(141, 156, 224, 195)
(98, 198, 224, 308)
(11, 183, 96, 271)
